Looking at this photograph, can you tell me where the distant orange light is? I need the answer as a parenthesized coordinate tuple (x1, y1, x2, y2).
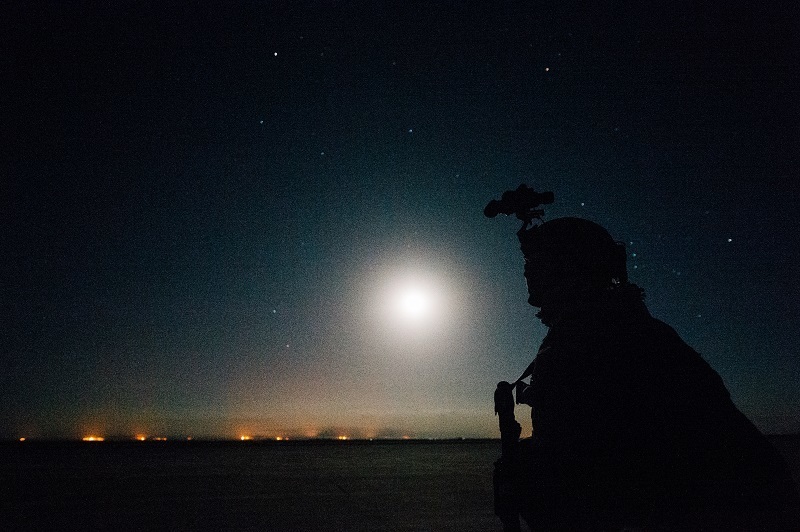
(135, 435, 147, 441)
(275, 436, 283, 441)
(337, 435, 349, 441)
(19, 437, 26, 442)
(82, 436, 105, 442)
(152, 437, 167, 441)
(240, 435, 252, 441)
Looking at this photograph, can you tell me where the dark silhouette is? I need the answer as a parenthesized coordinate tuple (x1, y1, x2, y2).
(487, 186, 799, 531)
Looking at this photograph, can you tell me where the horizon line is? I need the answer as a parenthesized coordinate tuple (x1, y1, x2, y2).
(7, 435, 501, 443)
(7, 433, 800, 443)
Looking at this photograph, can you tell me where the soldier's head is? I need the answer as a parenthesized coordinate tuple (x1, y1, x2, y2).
(519, 217, 628, 309)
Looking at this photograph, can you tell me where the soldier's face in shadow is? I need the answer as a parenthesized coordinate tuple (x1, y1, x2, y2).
(523, 251, 578, 309)
(524, 253, 556, 308)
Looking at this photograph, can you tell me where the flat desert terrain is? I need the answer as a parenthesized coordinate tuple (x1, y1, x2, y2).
(4, 437, 799, 531)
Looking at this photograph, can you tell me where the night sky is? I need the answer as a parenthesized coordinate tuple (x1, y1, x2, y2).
(3, 1, 798, 439)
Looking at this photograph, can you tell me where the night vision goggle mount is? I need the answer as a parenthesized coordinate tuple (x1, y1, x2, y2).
(483, 184, 554, 234)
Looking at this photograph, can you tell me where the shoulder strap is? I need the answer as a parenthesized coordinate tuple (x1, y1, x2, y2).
(514, 345, 551, 384)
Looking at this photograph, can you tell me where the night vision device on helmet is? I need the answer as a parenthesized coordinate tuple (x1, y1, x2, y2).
(484, 185, 629, 289)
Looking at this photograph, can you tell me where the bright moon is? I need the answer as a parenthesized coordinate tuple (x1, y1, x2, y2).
(399, 288, 430, 319)
(362, 259, 464, 350)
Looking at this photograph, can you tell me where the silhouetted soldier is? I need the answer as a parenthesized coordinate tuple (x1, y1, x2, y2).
(487, 186, 799, 531)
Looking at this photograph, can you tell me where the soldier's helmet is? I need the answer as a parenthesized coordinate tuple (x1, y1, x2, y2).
(519, 217, 629, 289)
(485, 185, 630, 308)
